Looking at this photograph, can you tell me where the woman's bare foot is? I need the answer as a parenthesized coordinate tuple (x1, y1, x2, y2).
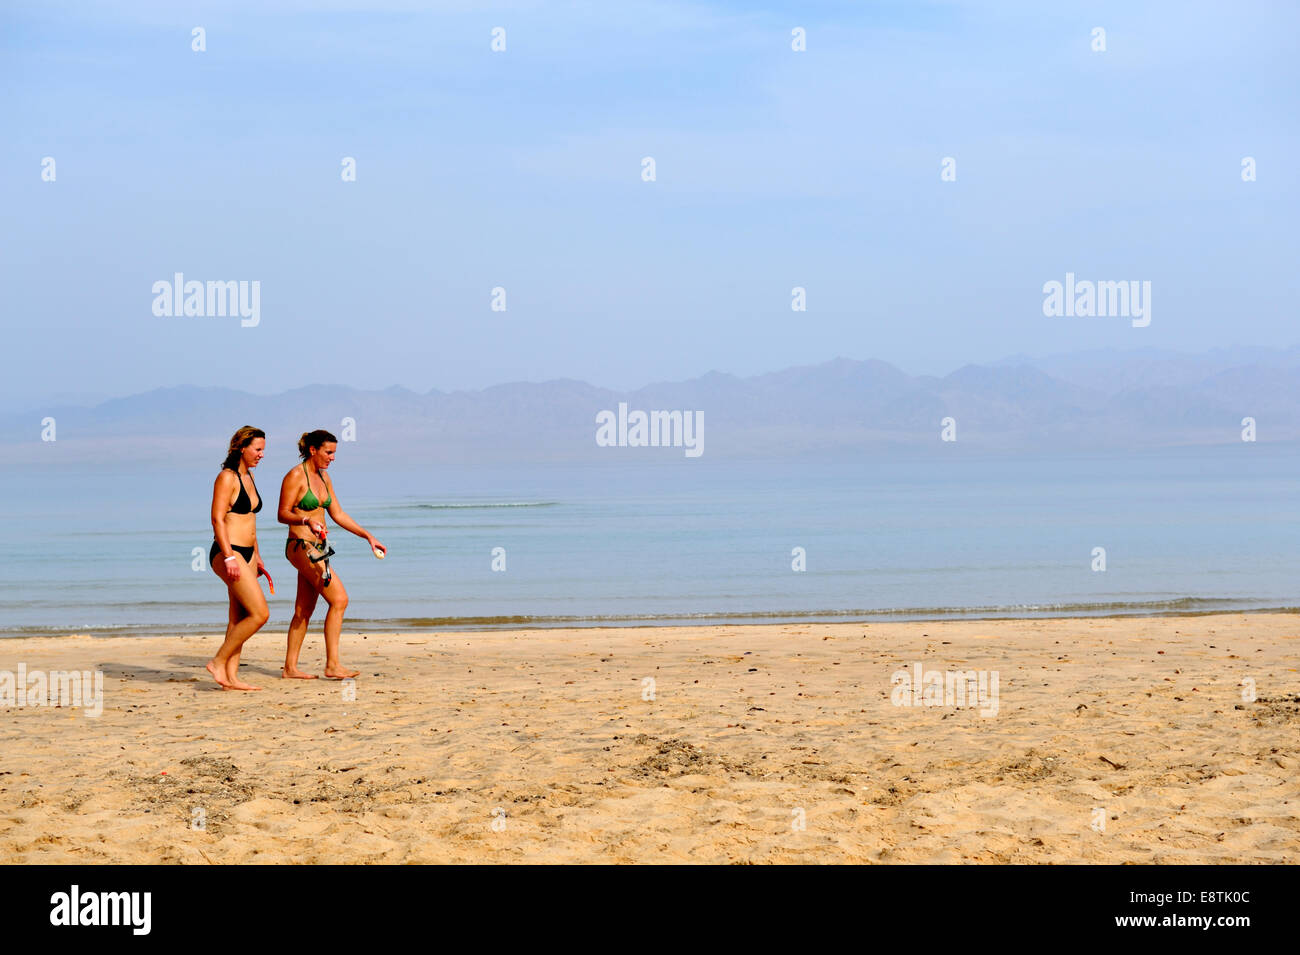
(281, 667, 318, 680)
(206, 659, 233, 688)
(223, 660, 262, 690)
(323, 666, 360, 680)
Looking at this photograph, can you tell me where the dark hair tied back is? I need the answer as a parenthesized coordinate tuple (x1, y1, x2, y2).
(299, 429, 338, 461)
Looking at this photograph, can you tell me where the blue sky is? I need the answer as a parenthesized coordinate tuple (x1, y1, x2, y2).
(2, 0, 1297, 407)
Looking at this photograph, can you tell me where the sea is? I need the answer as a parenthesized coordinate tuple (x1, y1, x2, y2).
(1, 444, 1296, 636)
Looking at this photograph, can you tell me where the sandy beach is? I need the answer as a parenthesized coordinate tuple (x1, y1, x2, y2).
(1, 613, 1296, 864)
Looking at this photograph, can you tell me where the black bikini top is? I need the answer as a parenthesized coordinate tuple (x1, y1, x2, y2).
(226, 467, 262, 514)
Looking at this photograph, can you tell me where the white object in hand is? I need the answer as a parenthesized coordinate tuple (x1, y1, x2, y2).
(373, 545, 386, 559)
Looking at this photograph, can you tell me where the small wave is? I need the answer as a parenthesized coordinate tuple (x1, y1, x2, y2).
(6, 599, 1294, 638)
(353, 598, 1289, 631)
(400, 501, 560, 510)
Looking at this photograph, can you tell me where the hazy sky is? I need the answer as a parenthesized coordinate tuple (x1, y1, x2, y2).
(2, 0, 1297, 408)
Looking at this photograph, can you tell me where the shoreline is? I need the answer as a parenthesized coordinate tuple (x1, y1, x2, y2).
(2, 612, 1297, 863)
(6, 603, 1300, 640)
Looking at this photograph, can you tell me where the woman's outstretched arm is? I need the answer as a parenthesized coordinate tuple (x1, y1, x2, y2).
(323, 474, 383, 552)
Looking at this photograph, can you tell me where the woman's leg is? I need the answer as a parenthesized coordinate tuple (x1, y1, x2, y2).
(226, 591, 247, 680)
(284, 541, 357, 679)
(318, 573, 356, 679)
(283, 568, 320, 679)
(206, 561, 269, 690)
(206, 593, 241, 687)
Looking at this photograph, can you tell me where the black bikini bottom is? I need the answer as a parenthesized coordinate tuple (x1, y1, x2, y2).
(212, 541, 254, 565)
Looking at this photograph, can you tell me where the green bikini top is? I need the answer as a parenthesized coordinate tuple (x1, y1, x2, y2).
(298, 463, 332, 511)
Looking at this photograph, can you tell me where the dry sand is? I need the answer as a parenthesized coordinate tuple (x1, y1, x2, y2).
(1, 614, 1296, 863)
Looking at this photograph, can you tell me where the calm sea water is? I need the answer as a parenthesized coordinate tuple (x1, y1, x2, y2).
(1, 445, 1296, 636)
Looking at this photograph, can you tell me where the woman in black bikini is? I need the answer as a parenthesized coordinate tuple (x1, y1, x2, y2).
(277, 429, 384, 680)
(205, 426, 272, 690)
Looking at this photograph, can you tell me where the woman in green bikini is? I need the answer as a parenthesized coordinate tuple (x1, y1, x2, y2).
(277, 429, 385, 680)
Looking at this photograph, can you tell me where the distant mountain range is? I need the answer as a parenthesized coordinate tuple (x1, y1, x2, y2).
(6, 347, 1299, 463)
